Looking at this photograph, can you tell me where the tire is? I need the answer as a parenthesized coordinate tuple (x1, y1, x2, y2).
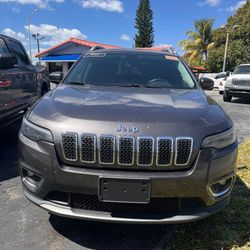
(219, 91, 223, 95)
(223, 91, 232, 102)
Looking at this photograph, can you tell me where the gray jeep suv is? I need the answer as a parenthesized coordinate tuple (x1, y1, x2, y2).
(18, 49, 237, 224)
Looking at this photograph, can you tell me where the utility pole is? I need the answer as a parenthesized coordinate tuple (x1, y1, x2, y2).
(222, 32, 229, 72)
(222, 25, 239, 72)
(27, 8, 39, 62)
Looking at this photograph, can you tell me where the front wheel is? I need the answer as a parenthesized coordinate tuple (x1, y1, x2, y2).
(223, 91, 232, 102)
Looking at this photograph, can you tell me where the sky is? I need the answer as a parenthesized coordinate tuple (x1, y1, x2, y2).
(0, 0, 247, 58)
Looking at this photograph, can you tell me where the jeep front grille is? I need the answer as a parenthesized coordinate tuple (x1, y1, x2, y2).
(156, 137, 173, 166)
(62, 132, 78, 161)
(81, 134, 96, 163)
(118, 137, 135, 165)
(232, 79, 250, 87)
(99, 136, 115, 164)
(61, 134, 193, 169)
(137, 137, 154, 166)
(175, 138, 193, 165)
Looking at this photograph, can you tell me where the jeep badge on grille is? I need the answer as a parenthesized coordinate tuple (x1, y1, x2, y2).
(116, 125, 139, 134)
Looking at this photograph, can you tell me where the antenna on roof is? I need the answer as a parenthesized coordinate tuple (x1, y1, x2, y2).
(90, 46, 105, 51)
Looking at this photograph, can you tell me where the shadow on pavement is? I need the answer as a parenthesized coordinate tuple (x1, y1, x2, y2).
(231, 97, 250, 104)
(49, 216, 178, 250)
(0, 121, 21, 182)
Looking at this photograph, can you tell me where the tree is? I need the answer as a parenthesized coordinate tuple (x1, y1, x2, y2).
(134, 0, 154, 48)
(207, 1, 250, 72)
(178, 19, 214, 66)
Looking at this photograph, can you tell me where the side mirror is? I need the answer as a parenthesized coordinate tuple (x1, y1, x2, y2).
(0, 54, 18, 69)
(49, 71, 63, 84)
(226, 71, 230, 76)
(199, 77, 214, 90)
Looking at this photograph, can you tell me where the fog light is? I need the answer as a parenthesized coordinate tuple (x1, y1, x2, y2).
(219, 179, 227, 185)
(21, 168, 42, 188)
(209, 176, 234, 197)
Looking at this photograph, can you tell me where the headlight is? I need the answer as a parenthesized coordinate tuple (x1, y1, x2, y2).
(202, 127, 236, 149)
(225, 78, 232, 86)
(21, 117, 53, 143)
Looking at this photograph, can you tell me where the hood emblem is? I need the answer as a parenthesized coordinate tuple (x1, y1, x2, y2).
(116, 125, 139, 134)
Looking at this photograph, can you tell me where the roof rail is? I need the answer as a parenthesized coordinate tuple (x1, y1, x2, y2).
(90, 46, 106, 51)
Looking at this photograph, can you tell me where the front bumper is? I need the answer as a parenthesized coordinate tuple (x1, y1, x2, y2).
(18, 132, 237, 224)
(225, 87, 250, 97)
(24, 188, 230, 224)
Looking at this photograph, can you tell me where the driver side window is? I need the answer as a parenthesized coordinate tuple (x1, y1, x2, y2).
(8, 40, 30, 66)
(0, 38, 9, 54)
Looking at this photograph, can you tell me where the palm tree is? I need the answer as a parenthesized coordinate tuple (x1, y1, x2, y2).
(179, 19, 215, 65)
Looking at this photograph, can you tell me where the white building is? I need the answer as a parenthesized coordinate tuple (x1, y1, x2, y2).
(35, 37, 119, 77)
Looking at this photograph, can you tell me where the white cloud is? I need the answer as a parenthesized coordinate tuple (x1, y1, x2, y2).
(24, 24, 87, 46)
(226, 0, 246, 12)
(199, 0, 221, 7)
(120, 34, 130, 41)
(155, 44, 172, 48)
(81, 0, 123, 12)
(11, 7, 21, 12)
(0, 0, 64, 8)
(2, 24, 87, 59)
(2, 28, 26, 44)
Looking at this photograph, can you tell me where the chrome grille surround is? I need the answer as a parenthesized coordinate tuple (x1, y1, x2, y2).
(137, 137, 154, 166)
(99, 135, 115, 164)
(61, 132, 78, 161)
(175, 137, 193, 166)
(80, 134, 96, 163)
(118, 136, 135, 166)
(156, 137, 173, 166)
(61, 133, 194, 168)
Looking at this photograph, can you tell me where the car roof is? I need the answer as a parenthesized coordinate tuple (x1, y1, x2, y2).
(0, 34, 23, 44)
(238, 64, 250, 66)
(86, 48, 178, 57)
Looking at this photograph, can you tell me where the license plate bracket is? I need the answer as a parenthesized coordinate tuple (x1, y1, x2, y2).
(99, 178, 151, 204)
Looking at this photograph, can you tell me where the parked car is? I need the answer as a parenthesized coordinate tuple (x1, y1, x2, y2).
(19, 48, 237, 224)
(223, 64, 250, 102)
(201, 72, 227, 89)
(0, 34, 49, 126)
(213, 72, 228, 89)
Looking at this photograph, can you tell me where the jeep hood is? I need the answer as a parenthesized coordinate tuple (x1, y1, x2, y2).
(227, 73, 250, 80)
(28, 85, 231, 142)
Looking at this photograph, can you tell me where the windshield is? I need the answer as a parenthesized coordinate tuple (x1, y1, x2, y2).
(233, 65, 250, 74)
(64, 52, 196, 89)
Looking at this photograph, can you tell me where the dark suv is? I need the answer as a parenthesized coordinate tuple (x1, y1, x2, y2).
(18, 49, 237, 224)
(0, 34, 49, 126)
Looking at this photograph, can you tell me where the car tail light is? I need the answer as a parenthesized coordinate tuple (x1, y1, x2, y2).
(0, 80, 12, 87)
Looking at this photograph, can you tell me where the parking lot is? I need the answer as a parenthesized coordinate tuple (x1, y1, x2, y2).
(0, 91, 250, 250)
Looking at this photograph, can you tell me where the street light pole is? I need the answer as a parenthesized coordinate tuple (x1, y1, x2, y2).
(222, 32, 229, 72)
(222, 25, 239, 72)
(27, 8, 39, 63)
(32, 33, 45, 53)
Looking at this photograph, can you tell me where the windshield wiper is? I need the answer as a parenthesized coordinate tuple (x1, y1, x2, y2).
(120, 84, 143, 88)
(66, 81, 92, 86)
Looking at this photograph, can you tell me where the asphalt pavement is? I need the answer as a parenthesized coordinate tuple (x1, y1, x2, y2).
(1, 91, 250, 250)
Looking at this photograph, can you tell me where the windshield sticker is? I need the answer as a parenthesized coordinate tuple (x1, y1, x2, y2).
(85, 52, 107, 57)
(165, 55, 179, 61)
